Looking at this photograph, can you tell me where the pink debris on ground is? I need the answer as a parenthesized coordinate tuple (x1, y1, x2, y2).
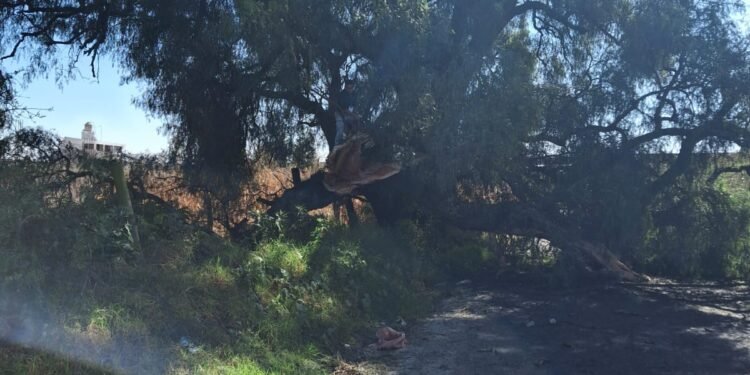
(376, 326, 407, 350)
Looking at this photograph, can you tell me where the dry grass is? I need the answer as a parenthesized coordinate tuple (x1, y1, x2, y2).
(141, 163, 344, 234)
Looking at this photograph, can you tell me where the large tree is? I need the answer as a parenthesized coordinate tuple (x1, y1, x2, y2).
(3, 0, 750, 278)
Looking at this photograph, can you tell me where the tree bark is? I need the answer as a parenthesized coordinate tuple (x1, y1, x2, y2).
(449, 202, 646, 282)
(267, 171, 338, 215)
(345, 198, 359, 227)
(109, 160, 142, 253)
(203, 191, 214, 233)
(267, 171, 647, 282)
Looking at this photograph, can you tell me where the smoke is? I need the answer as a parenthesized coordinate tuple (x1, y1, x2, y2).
(0, 293, 173, 375)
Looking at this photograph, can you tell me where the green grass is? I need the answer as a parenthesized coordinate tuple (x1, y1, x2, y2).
(0, 344, 112, 375)
(0, 191, 436, 374)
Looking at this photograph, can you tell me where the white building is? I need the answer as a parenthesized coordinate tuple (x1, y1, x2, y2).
(63, 122, 125, 157)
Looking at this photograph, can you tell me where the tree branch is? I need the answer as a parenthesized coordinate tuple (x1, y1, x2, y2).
(514, 1, 585, 33)
(708, 165, 750, 183)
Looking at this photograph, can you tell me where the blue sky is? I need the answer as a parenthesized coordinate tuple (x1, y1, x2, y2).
(7, 2, 750, 155)
(14, 61, 168, 154)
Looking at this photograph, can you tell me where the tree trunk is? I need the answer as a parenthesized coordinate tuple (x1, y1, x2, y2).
(450, 202, 647, 282)
(266, 171, 647, 282)
(203, 191, 214, 233)
(345, 198, 359, 226)
(109, 160, 142, 253)
(333, 201, 342, 223)
(267, 171, 338, 215)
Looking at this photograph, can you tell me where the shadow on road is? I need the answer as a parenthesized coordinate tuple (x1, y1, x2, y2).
(357, 282, 750, 374)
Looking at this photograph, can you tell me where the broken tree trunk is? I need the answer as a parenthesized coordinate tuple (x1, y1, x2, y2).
(267, 171, 338, 215)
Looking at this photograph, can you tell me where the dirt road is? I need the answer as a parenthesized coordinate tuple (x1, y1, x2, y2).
(343, 281, 750, 374)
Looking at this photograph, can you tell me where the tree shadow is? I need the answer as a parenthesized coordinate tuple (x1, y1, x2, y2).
(494, 283, 750, 374)
(365, 282, 750, 374)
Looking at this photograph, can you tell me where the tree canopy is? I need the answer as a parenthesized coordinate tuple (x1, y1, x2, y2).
(2, 0, 750, 278)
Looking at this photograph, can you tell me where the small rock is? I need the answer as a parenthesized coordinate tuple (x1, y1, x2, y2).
(549, 318, 557, 325)
(526, 321, 536, 328)
(456, 279, 472, 286)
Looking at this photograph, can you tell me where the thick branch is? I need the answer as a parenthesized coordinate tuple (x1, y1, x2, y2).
(266, 171, 646, 281)
(514, 1, 585, 33)
(708, 164, 750, 184)
(256, 89, 326, 118)
(449, 201, 646, 281)
(266, 171, 337, 215)
(645, 99, 739, 197)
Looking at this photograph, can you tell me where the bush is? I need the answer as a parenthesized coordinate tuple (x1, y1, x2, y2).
(635, 179, 750, 279)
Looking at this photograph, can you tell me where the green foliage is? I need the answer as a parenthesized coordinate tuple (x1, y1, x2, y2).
(306, 222, 432, 320)
(0, 345, 112, 375)
(634, 174, 750, 280)
(2, 1, 750, 371)
(0, 142, 436, 373)
(424, 224, 558, 282)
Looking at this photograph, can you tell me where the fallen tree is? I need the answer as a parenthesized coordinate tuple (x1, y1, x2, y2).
(267, 163, 647, 281)
(4, 1, 748, 281)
